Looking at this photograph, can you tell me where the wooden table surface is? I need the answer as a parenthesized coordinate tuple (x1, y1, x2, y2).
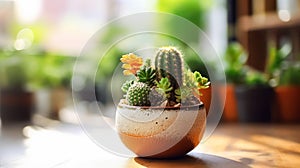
(1, 122, 299, 168)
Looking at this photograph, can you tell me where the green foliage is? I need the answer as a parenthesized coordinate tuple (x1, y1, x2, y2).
(0, 49, 27, 89)
(265, 44, 300, 87)
(121, 46, 210, 106)
(266, 45, 291, 75)
(194, 71, 210, 89)
(137, 59, 156, 86)
(224, 43, 247, 84)
(36, 53, 74, 88)
(245, 70, 268, 86)
(0, 48, 75, 90)
(126, 82, 151, 106)
(175, 87, 193, 103)
(279, 63, 300, 85)
(121, 80, 134, 93)
(184, 69, 197, 88)
(155, 77, 173, 99)
(157, 0, 212, 44)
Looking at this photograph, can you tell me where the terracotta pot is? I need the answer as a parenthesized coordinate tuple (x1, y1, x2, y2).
(275, 86, 300, 122)
(199, 87, 211, 116)
(0, 89, 34, 124)
(219, 84, 238, 122)
(116, 102, 206, 159)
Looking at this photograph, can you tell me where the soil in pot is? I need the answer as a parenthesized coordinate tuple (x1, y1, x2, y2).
(235, 86, 274, 123)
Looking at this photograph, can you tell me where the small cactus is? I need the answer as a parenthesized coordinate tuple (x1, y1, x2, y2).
(121, 80, 134, 93)
(126, 82, 151, 106)
(155, 47, 185, 103)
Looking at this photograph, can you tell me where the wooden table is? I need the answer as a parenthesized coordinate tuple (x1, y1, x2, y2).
(1, 122, 299, 168)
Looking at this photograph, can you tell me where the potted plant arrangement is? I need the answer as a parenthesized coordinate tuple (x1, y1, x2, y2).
(221, 42, 247, 122)
(0, 48, 34, 125)
(234, 69, 274, 122)
(222, 43, 274, 123)
(33, 52, 75, 120)
(266, 45, 300, 122)
(275, 62, 300, 122)
(115, 46, 210, 158)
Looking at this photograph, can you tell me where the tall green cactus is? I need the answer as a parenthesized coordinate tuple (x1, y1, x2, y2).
(155, 46, 185, 103)
(155, 46, 185, 92)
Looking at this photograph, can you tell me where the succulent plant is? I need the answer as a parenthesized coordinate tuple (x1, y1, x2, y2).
(126, 82, 151, 106)
(120, 53, 143, 76)
(155, 47, 185, 102)
(149, 77, 173, 105)
(137, 59, 156, 86)
(194, 71, 210, 89)
(175, 87, 200, 105)
(120, 46, 209, 107)
(156, 77, 173, 97)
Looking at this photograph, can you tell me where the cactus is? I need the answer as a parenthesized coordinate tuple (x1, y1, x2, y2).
(120, 46, 209, 107)
(121, 80, 134, 93)
(126, 82, 151, 106)
(155, 47, 185, 103)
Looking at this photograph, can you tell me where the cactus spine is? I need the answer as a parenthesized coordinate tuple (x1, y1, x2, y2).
(155, 47, 185, 102)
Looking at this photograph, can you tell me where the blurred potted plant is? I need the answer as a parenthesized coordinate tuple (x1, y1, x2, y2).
(234, 69, 274, 122)
(266, 45, 300, 122)
(32, 51, 75, 120)
(275, 62, 300, 122)
(184, 47, 211, 114)
(0, 48, 34, 124)
(221, 42, 247, 122)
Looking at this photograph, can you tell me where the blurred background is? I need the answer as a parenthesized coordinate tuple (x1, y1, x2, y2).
(0, 0, 300, 126)
(0, 0, 300, 167)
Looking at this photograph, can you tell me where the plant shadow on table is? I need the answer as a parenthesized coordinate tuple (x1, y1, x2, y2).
(131, 153, 250, 168)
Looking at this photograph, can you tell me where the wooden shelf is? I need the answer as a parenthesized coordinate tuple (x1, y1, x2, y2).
(237, 12, 300, 71)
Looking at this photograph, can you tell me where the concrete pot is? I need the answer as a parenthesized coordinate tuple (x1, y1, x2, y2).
(116, 102, 206, 158)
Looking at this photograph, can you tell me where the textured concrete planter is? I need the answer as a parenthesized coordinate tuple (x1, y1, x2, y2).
(116, 102, 206, 158)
